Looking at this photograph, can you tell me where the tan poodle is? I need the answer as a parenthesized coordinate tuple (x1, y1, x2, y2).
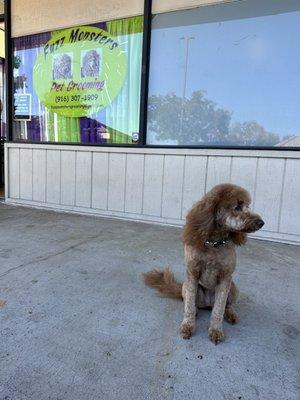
(143, 183, 264, 344)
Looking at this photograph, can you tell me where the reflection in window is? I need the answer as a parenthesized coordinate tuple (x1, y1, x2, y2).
(12, 17, 143, 144)
(147, 0, 300, 147)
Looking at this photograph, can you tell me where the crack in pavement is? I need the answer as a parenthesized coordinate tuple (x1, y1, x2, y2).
(0, 233, 104, 279)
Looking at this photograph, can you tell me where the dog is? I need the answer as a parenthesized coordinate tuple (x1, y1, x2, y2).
(81, 50, 101, 78)
(143, 183, 264, 344)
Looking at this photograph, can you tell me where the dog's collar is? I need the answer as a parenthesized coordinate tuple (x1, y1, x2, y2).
(204, 238, 230, 248)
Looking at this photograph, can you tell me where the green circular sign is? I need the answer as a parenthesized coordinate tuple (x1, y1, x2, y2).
(33, 26, 126, 117)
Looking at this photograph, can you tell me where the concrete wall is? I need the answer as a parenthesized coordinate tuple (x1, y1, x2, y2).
(11, 0, 234, 37)
(5, 143, 300, 245)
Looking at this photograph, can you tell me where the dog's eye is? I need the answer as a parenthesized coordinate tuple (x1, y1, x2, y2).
(235, 204, 242, 211)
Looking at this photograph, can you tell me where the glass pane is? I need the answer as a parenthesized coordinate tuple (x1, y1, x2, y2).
(147, 0, 300, 147)
(12, 17, 143, 144)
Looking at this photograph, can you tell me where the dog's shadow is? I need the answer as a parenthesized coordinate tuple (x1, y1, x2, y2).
(187, 292, 286, 344)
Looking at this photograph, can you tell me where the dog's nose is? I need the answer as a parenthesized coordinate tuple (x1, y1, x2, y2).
(255, 219, 265, 229)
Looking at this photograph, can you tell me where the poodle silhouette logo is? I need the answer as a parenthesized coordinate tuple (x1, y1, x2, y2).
(33, 26, 126, 118)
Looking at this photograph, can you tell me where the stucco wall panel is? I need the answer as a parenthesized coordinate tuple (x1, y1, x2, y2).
(153, 0, 234, 14)
(11, 0, 235, 37)
(11, 0, 144, 37)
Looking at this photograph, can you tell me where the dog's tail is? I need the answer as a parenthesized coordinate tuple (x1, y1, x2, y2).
(143, 268, 183, 299)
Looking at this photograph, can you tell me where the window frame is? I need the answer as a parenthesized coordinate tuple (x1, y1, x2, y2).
(5, 0, 300, 151)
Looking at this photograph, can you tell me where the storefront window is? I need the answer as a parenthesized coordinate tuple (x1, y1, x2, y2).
(147, 0, 300, 147)
(12, 17, 143, 144)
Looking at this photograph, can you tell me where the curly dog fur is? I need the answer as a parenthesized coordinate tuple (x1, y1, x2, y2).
(143, 183, 264, 344)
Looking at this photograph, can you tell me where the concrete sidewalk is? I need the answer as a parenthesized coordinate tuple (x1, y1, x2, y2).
(0, 203, 299, 400)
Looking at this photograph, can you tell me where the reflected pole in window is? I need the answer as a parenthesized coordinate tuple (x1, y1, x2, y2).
(179, 36, 194, 137)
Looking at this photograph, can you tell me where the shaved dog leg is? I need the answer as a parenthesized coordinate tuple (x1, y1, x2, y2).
(180, 273, 198, 339)
(208, 278, 231, 344)
(224, 281, 239, 324)
(224, 306, 238, 324)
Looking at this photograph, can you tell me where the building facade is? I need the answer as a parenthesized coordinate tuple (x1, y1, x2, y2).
(4, 0, 300, 244)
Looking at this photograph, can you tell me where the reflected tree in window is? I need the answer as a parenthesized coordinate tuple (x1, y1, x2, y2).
(148, 90, 280, 146)
(229, 121, 279, 146)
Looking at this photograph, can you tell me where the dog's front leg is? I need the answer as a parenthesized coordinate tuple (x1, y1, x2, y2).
(180, 272, 198, 339)
(208, 278, 231, 344)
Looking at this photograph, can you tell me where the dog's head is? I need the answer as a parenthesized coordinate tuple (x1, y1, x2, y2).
(213, 184, 264, 234)
(183, 183, 264, 248)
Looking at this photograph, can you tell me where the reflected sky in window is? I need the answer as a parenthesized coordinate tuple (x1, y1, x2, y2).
(148, 1, 300, 146)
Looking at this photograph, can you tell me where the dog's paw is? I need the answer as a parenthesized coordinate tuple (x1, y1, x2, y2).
(180, 321, 194, 339)
(224, 308, 239, 325)
(208, 327, 224, 344)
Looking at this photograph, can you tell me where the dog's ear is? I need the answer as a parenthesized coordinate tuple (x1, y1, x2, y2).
(231, 232, 247, 246)
(183, 193, 218, 248)
(192, 194, 217, 233)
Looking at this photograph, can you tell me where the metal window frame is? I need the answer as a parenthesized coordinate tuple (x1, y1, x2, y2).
(4, 0, 300, 151)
